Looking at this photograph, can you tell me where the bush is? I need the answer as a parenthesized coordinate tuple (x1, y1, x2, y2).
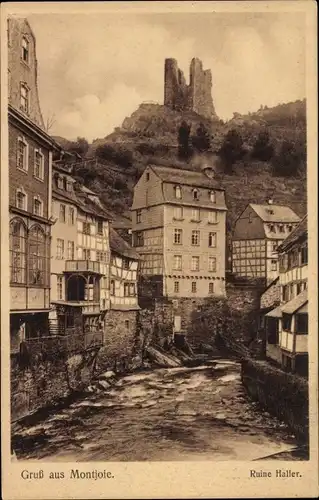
(271, 139, 305, 176)
(219, 129, 245, 172)
(251, 130, 274, 161)
(95, 144, 133, 169)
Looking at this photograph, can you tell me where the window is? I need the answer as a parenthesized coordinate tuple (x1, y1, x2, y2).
(123, 258, 130, 270)
(34, 150, 44, 180)
(288, 225, 293, 232)
(174, 186, 182, 199)
(269, 225, 275, 233)
(282, 313, 292, 331)
(67, 241, 75, 260)
(208, 211, 217, 224)
(68, 207, 75, 225)
(174, 281, 180, 294)
(295, 314, 308, 334)
(191, 282, 197, 293)
(282, 285, 289, 302)
(33, 197, 43, 217)
(193, 189, 199, 200)
(208, 232, 217, 248)
(57, 239, 64, 259)
(191, 230, 200, 246)
(125, 320, 130, 330)
(296, 283, 302, 295)
(16, 189, 26, 210)
(191, 256, 200, 272)
(209, 257, 216, 272)
(59, 204, 66, 223)
(191, 208, 200, 221)
(20, 83, 29, 113)
(83, 249, 91, 260)
(28, 226, 45, 285)
(146, 172, 150, 181)
(57, 275, 63, 300)
(57, 176, 64, 189)
(10, 220, 26, 284)
(17, 138, 28, 171)
(136, 210, 142, 224)
(66, 181, 72, 192)
(97, 220, 103, 235)
(83, 222, 91, 235)
(174, 229, 183, 245)
(110, 280, 115, 295)
(173, 255, 182, 271)
(279, 225, 285, 233)
(301, 245, 308, 265)
(272, 242, 278, 252)
(209, 282, 214, 294)
(210, 191, 216, 203)
(248, 212, 253, 223)
(21, 37, 29, 63)
(124, 283, 136, 297)
(271, 259, 277, 271)
(134, 231, 144, 247)
(173, 206, 183, 220)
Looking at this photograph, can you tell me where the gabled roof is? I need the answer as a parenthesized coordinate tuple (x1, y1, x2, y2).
(149, 164, 223, 190)
(278, 215, 307, 252)
(281, 289, 308, 315)
(249, 204, 300, 223)
(110, 227, 139, 260)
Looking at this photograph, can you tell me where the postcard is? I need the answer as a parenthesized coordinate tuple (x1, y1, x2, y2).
(1, 1, 318, 499)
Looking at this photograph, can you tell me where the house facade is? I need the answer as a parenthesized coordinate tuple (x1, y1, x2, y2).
(131, 164, 227, 301)
(8, 17, 60, 352)
(102, 228, 140, 360)
(232, 202, 300, 284)
(265, 216, 308, 376)
(50, 171, 111, 345)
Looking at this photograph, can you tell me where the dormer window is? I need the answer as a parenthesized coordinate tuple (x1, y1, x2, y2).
(57, 176, 64, 189)
(21, 37, 29, 63)
(66, 181, 72, 192)
(279, 225, 285, 233)
(269, 224, 275, 233)
(267, 208, 274, 215)
(174, 185, 182, 199)
(209, 191, 216, 203)
(20, 83, 29, 114)
(193, 189, 199, 200)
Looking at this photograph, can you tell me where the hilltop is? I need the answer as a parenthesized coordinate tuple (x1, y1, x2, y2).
(53, 98, 307, 230)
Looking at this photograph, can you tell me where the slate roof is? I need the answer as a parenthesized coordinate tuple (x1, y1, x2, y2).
(109, 227, 139, 260)
(281, 289, 308, 314)
(149, 164, 223, 190)
(250, 204, 301, 223)
(278, 215, 307, 252)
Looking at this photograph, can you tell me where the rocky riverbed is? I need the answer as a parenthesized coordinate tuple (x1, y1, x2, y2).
(12, 359, 303, 462)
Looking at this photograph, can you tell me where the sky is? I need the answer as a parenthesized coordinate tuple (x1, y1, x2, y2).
(27, 11, 306, 141)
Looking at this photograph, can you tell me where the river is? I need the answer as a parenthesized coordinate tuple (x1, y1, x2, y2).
(12, 359, 301, 462)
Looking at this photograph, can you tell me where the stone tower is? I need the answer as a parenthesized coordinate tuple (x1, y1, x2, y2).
(164, 57, 217, 119)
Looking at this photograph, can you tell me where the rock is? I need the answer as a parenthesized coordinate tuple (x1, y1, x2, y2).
(98, 380, 111, 391)
(145, 346, 182, 368)
(99, 371, 116, 381)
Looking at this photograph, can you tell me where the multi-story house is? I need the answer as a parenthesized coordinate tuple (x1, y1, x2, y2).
(131, 164, 227, 334)
(105, 228, 140, 347)
(8, 17, 60, 352)
(265, 215, 308, 376)
(50, 171, 110, 343)
(232, 202, 300, 284)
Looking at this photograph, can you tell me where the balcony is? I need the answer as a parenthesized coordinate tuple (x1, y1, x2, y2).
(65, 260, 102, 274)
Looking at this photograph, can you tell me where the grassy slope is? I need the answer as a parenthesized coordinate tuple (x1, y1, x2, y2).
(58, 99, 307, 228)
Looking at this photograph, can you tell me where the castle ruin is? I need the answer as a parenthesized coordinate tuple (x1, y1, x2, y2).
(164, 57, 217, 120)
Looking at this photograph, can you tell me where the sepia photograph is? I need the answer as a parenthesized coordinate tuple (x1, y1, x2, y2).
(1, 1, 318, 499)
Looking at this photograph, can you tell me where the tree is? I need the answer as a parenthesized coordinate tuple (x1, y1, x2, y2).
(95, 143, 133, 169)
(219, 129, 245, 172)
(71, 137, 89, 156)
(191, 122, 211, 153)
(251, 130, 274, 161)
(44, 113, 56, 133)
(177, 121, 191, 159)
(271, 140, 304, 177)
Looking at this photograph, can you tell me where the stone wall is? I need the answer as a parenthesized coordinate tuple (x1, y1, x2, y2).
(95, 310, 139, 373)
(164, 57, 217, 119)
(241, 358, 309, 442)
